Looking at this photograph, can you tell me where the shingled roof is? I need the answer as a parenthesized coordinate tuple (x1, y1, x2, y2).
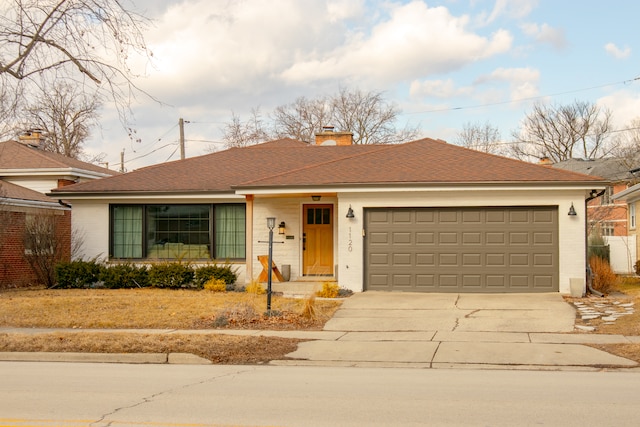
(1, 179, 60, 205)
(0, 140, 117, 176)
(51, 138, 605, 196)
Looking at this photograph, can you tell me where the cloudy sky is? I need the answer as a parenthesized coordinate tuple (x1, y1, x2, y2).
(88, 0, 640, 170)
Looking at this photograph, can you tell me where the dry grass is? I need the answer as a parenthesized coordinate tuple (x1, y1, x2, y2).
(0, 288, 342, 330)
(0, 288, 342, 364)
(0, 332, 300, 364)
(571, 276, 640, 363)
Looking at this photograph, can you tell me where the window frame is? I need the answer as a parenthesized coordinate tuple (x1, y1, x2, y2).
(630, 203, 637, 230)
(109, 203, 246, 261)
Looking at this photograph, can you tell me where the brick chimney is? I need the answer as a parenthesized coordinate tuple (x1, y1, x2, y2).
(315, 126, 353, 146)
(18, 130, 45, 148)
(538, 156, 552, 165)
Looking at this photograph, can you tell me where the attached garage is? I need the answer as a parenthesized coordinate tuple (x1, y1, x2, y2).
(364, 207, 559, 293)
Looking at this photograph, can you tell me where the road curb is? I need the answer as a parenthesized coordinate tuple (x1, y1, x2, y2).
(0, 352, 211, 365)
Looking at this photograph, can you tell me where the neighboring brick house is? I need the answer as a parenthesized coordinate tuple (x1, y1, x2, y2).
(552, 158, 640, 237)
(0, 133, 116, 287)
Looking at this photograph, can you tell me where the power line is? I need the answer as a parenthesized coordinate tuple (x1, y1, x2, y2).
(406, 76, 640, 115)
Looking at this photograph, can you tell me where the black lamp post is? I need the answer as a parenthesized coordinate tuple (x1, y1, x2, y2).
(266, 217, 275, 313)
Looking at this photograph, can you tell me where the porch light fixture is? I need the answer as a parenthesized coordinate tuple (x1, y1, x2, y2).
(267, 217, 276, 230)
(346, 205, 355, 219)
(568, 203, 577, 216)
(278, 221, 286, 235)
(312, 195, 321, 201)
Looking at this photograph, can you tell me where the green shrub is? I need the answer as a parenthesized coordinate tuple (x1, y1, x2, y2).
(148, 263, 194, 288)
(55, 259, 103, 288)
(193, 264, 238, 288)
(101, 264, 149, 289)
(588, 227, 610, 262)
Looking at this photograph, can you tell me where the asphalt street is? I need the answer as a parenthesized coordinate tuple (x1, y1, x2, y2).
(1, 362, 639, 426)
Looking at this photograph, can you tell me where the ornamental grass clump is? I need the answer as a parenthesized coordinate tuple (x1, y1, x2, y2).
(589, 256, 618, 294)
(204, 278, 227, 292)
(316, 282, 339, 298)
(245, 281, 266, 295)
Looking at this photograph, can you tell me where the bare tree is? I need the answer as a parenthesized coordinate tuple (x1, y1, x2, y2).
(455, 121, 504, 155)
(511, 100, 613, 162)
(221, 109, 271, 149)
(272, 96, 331, 143)
(610, 117, 640, 171)
(227, 88, 419, 146)
(0, 0, 151, 124)
(330, 88, 419, 144)
(23, 212, 70, 288)
(20, 82, 101, 159)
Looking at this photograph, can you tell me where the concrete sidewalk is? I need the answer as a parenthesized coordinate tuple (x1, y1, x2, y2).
(0, 292, 638, 370)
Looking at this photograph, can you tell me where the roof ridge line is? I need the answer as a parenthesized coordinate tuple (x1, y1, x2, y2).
(237, 143, 396, 186)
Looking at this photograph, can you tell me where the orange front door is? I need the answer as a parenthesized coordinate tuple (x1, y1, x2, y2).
(303, 204, 334, 275)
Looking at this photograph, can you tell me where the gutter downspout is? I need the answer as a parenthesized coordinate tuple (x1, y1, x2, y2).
(585, 190, 606, 297)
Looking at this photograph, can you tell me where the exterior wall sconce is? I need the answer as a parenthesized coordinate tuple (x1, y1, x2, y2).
(311, 195, 321, 201)
(346, 205, 355, 219)
(278, 221, 286, 235)
(568, 203, 577, 216)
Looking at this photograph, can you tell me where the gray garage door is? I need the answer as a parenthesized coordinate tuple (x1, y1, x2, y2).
(364, 207, 558, 293)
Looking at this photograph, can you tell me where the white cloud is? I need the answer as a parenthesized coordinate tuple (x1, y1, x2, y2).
(409, 79, 472, 99)
(598, 90, 640, 127)
(477, 0, 538, 25)
(605, 42, 631, 59)
(520, 22, 567, 50)
(280, 1, 512, 84)
(475, 67, 540, 101)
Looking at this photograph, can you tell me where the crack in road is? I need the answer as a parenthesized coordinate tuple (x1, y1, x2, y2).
(90, 367, 257, 427)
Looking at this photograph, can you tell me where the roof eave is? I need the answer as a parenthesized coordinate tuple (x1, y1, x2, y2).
(233, 180, 608, 194)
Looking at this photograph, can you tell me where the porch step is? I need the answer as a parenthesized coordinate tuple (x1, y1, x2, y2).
(271, 281, 332, 297)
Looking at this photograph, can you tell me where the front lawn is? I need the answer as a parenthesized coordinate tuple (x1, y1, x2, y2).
(0, 288, 342, 364)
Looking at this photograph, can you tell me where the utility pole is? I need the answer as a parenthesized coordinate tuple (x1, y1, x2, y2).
(179, 118, 186, 160)
(120, 149, 125, 173)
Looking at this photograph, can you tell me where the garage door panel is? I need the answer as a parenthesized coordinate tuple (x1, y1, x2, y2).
(416, 274, 435, 287)
(393, 232, 412, 244)
(463, 253, 482, 266)
(416, 253, 435, 266)
(534, 232, 553, 244)
(439, 275, 459, 287)
(369, 231, 389, 244)
(369, 253, 389, 266)
(463, 232, 481, 244)
(393, 253, 412, 265)
(462, 275, 482, 288)
(439, 253, 459, 266)
(365, 207, 558, 293)
(462, 210, 482, 223)
(486, 232, 506, 245)
(510, 232, 529, 244)
(392, 211, 412, 223)
(534, 276, 554, 289)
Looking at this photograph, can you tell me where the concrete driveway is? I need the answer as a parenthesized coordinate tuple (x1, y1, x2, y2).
(323, 292, 577, 334)
(282, 292, 639, 369)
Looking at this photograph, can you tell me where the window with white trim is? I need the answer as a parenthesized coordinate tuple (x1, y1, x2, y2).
(630, 203, 636, 230)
